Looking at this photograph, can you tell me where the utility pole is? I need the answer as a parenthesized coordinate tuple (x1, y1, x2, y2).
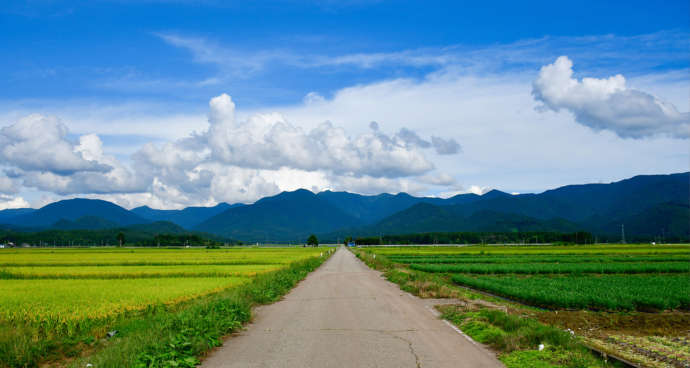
(621, 224, 626, 244)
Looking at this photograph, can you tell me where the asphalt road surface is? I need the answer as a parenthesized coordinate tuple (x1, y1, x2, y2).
(202, 247, 503, 368)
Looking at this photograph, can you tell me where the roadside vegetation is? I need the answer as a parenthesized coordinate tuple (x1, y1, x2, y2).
(353, 244, 690, 368)
(0, 247, 332, 367)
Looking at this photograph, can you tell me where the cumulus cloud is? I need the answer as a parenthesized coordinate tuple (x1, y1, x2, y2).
(396, 128, 431, 149)
(419, 173, 456, 186)
(126, 93, 453, 206)
(431, 136, 461, 154)
(0, 115, 147, 197)
(0, 174, 19, 194)
(196, 93, 437, 178)
(0, 114, 111, 175)
(436, 184, 490, 198)
(0, 93, 449, 208)
(533, 56, 689, 139)
(0, 195, 30, 210)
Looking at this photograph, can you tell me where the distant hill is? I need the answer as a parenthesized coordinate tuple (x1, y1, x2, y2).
(52, 216, 120, 230)
(449, 173, 690, 222)
(589, 201, 690, 239)
(326, 203, 579, 238)
(195, 189, 362, 242)
(132, 202, 242, 228)
(315, 190, 483, 223)
(4, 198, 148, 228)
(329, 173, 689, 241)
(0, 208, 35, 223)
(0, 172, 686, 242)
(125, 220, 194, 234)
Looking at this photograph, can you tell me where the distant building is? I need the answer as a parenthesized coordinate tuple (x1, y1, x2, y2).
(347, 241, 356, 247)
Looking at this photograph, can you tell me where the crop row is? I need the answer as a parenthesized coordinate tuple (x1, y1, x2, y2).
(369, 244, 690, 256)
(0, 247, 325, 266)
(410, 261, 690, 274)
(0, 277, 250, 334)
(0, 264, 282, 279)
(450, 274, 690, 311)
(387, 254, 690, 264)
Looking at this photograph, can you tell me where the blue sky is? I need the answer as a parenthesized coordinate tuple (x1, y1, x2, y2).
(2, 0, 688, 105)
(0, 1, 688, 209)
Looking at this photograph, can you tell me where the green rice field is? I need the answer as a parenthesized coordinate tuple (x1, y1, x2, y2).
(364, 244, 690, 311)
(359, 243, 690, 368)
(450, 273, 690, 310)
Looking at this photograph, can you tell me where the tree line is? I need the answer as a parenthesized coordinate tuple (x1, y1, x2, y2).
(0, 227, 234, 247)
(349, 231, 596, 245)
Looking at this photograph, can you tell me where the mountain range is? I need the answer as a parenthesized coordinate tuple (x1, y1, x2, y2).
(0, 172, 687, 242)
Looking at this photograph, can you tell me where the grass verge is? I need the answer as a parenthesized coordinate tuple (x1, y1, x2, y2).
(439, 305, 618, 368)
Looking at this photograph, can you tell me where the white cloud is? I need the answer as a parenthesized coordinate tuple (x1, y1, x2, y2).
(419, 173, 456, 186)
(263, 65, 688, 196)
(123, 93, 448, 207)
(468, 185, 491, 195)
(197, 93, 436, 178)
(2, 32, 689, 208)
(532, 56, 689, 139)
(0, 115, 147, 197)
(0, 114, 111, 175)
(0, 195, 30, 210)
(0, 174, 19, 194)
(156, 30, 689, 87)
(431, 136, 461, 154)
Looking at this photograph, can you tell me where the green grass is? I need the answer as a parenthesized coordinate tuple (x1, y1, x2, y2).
(451, 274, 690, 311)
(439, 306, 610, 368)
(410, 261, 690, 274)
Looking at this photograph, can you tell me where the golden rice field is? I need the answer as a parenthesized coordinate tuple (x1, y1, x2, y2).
(0, 277, 249, 329)
(0, 247, 325, 330)
(0, 247, 321, 266)
(1, 264, 282, 278)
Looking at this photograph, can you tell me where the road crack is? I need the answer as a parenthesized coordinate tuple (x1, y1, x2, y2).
(314, 328, 422, 367)
(384, 332, 422, 368)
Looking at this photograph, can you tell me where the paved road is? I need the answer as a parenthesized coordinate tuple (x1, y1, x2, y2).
(202, 247, 503, 368)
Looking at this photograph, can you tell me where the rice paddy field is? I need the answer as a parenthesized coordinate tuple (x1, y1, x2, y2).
(0, 246, 328, 367)
(360, 244, 690, 368)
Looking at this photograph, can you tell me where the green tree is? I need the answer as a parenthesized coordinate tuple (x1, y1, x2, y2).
(307, 234, 319, 247)
(117, 232, 125, 247)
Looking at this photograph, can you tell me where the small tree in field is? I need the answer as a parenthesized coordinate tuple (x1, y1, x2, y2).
(307, 234, 319, 247)
(117, 232, 125, 247)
